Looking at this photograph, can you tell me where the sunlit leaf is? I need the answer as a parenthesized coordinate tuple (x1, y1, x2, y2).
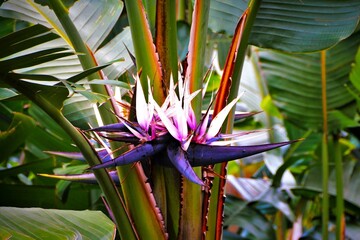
(0, 0, 123, 51)
(0, 88, 18, 100)
(0, 207, 115, 239)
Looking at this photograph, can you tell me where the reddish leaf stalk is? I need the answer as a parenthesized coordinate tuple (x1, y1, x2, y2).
(202, 10, 248, 239)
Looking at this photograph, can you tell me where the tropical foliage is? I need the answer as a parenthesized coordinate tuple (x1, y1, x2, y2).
(0, 0, 360, 239)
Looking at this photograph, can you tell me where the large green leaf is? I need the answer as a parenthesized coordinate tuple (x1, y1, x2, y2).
(0, 0, 133, 128)
(0, 207, 115, 239)
(259, 32, 360, 131)
(209, 0, 360, 52)
(0, 0, 123, 51)
(95, 27, 134, 79)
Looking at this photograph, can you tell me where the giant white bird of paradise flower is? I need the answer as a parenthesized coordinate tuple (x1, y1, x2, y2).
(87, 74, 296, 186)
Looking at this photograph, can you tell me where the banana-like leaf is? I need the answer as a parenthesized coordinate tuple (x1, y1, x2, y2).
(1, 0, 133, 80)
(0, 24, 74, 76)
(209, 0, 360, 52)
(226, 176, 294, 221)
(224, 196, 276, 240)
(95, 27, 135, 80)
(0, 0, 123, 51)
(259, 32, 360, 132)
(0, 207, 115, 239)
(297, 159, 360, 208)
(0, 1, 134, 128)
(0, 23, 59, 59)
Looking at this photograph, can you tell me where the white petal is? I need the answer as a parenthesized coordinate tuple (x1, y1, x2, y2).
(120, 119, 146, 140)
(182, 134, 193, 151)
(136, 77, 150, 131)
(206, 96, 240, 140)
(196, 109, 210, 141)
(173, 100, 188, 140)
(151, 97, 181, 141)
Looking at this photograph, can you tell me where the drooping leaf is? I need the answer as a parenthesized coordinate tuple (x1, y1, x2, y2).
(0, 207, 115, 239)
(0, 0, 131, 128)
(209, 0, 360, 52)
(298, 159, 360, 208)
(224, 196, 276, 240)
(0, 48, 73, 73)
(0, 23, 59, 59)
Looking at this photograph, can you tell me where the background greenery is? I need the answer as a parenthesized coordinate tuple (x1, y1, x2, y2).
(0, 0, 359, 239)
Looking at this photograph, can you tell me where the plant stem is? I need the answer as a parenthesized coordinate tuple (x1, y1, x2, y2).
(334, 134, 345, 240)
(154, 1, 181, 238)
(156, 0, 178, 86)
(124, 0, 165, 103)
(178, 1, 209, 239)
(176, 0, 185, 21)
(321, 50, 329, 240)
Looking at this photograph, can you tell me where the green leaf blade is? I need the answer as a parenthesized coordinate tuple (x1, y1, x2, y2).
(0, 207, 116, 240)
(259, 32, 360, 131)
(209, 0, 360, 52)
